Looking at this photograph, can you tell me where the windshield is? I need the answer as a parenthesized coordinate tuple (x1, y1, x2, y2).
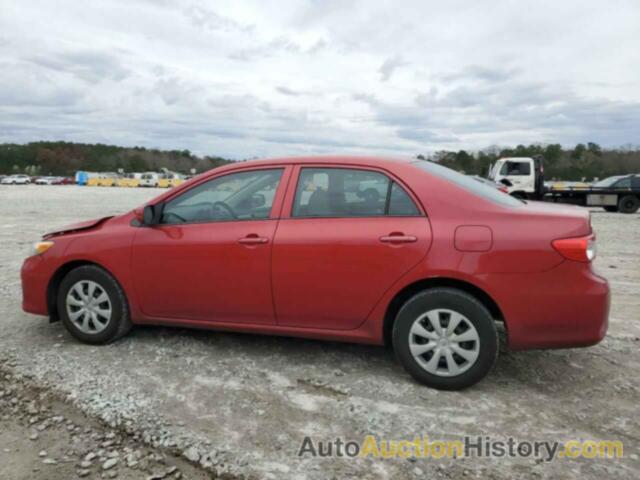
(594, 176, 624, 187)
(488, 162, 501, 180)
(413, 160, 523, 207)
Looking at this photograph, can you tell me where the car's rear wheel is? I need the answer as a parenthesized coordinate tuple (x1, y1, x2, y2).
(618, 195, 639, 214)
(392, 288, 498, 390)
(57, 265, 132, 344)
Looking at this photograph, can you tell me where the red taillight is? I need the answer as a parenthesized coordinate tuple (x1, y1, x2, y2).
(552, 235, 596, 262)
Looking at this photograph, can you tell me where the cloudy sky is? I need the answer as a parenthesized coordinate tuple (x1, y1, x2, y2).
(1, 0, 639, 158)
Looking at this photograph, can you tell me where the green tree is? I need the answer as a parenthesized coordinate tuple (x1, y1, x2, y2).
(587, 142, 602, 156)
(571, 143, 586, 160)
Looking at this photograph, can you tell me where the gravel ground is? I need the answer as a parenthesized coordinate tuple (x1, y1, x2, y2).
(0, 185, 638, 479)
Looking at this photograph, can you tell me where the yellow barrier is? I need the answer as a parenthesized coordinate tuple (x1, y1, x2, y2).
(158, 178, 185, 188)
(116, 178, 140, 188)
(84, 177, 184, 187)
(98, 178, 116, 187)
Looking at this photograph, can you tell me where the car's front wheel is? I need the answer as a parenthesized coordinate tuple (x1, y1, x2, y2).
(393, 288, 498, 390)
(57, 265, 132, 344)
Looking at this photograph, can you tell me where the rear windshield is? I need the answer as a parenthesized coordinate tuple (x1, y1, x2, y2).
(412, 160, 523, 207)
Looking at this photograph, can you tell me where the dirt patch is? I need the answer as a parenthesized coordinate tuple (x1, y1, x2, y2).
(0, 362, 213, 480)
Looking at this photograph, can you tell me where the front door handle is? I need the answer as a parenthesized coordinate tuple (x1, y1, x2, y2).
(238, 235, 269, 245)
(379, 234, 417, 244)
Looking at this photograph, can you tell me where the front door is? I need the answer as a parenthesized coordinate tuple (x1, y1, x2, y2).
(131, 167, 288, 324)
(272, 166, 431, 330)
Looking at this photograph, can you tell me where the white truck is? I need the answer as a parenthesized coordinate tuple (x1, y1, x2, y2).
(488, 156, 640, 213)
(488, 157, 545, 199)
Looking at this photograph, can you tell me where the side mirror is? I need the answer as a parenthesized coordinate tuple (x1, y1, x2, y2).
(143, 204, 162, 226)
(143, 205, 155, 225)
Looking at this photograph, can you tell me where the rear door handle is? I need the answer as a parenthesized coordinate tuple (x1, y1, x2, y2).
(238, 235, 269, 245)
(379, 234, 417, 243)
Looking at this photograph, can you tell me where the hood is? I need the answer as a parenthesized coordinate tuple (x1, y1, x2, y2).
(44, 216, 113, 238)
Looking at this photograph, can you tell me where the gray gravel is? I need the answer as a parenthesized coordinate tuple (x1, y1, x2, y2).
(0, 185, 638, 479)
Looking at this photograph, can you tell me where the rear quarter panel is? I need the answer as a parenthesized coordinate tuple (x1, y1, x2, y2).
(363, 162, 595, 346)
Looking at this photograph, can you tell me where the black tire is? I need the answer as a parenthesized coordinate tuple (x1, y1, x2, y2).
(392, 288, 498, 390)
(57, 265, 132, 344)
(618, 195, 639, 214)
(603, 206, 618, 213)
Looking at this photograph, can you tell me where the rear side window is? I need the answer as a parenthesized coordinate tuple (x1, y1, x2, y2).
(389, 182, 420, 215)
(292, 168, 420, 218)
(615, 177, 632, 188)
(414, 160, 523, 207)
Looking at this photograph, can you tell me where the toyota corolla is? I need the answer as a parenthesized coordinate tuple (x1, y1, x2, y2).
(21, 156, 609, 389)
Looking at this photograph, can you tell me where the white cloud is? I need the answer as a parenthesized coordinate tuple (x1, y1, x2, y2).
(0, 0, 639, 158)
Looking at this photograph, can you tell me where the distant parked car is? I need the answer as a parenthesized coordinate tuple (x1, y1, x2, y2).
(21, 156, 609, 390)
(35, 176, 57, 185)
(52, 177, 75, 185)
(1, 174, 31, 185)
(139, 172, 161, 187)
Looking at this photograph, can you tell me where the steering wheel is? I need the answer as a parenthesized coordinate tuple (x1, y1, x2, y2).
(212, 201, 237, 219)
(162, 211, 187, 223)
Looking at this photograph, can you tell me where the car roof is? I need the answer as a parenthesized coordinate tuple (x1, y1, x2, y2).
(221, 155, 416, 169)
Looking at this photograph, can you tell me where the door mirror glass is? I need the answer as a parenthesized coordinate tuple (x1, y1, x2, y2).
(143, 205, 156, 225)
(142, 203, 164, 226)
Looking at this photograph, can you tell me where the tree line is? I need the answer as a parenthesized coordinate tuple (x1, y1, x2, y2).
(0, 141, 231, 176)
(1, 141, 639, 180)
(418, 143, 640, 180)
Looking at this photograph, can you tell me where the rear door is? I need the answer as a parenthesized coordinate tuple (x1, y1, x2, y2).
(272, 165, 431, 330)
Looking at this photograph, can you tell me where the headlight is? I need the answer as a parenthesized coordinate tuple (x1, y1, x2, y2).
(32, 241, 55, 256)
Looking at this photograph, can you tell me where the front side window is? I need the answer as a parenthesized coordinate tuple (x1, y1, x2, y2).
(500, 161, 531, 176)
(292, 167, 420, 217)
(161, 169, 283, 224)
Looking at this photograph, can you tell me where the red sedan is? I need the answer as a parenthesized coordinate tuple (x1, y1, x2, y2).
(21, 156, 609, 389)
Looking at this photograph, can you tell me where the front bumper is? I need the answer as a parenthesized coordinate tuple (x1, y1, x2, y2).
(489, 261, 609, 350)
(21, 255, 50, 316)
